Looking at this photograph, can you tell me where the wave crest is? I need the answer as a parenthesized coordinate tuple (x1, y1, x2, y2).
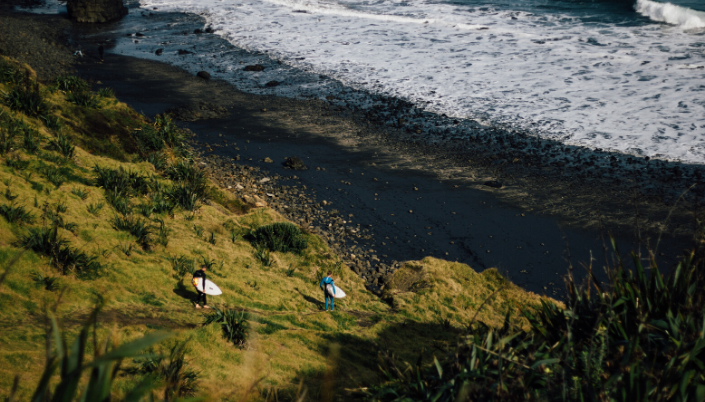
(635, 0, 705, 29)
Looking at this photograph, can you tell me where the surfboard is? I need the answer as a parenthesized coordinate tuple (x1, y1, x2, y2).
(326, 284, 346, 299)
(192, 277, 222, 296)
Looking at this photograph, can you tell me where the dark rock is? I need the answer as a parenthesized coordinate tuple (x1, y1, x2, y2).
(155, 48, 163, 56)
(67, 0, 128, 23)
(196, 71, 211, 80)
(244, 64, 265, 72)
(194, 28, 204, 34)
(178, 49, 193, 55)
(483, 180, 503, 188)
(284, 156, 307, 170)
(265, 80, 280, 87)
(366, 284, 383, 295)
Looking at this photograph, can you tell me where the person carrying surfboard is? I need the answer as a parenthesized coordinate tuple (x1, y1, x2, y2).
(192, 265, 210, 309)
(319, 271, 335, 311)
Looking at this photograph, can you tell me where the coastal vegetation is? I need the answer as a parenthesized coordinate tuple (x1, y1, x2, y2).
(0, 52, 703, 402)
(0, 55, 553, 400)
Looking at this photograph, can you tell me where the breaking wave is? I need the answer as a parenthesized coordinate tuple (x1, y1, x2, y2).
(635, 0, 705, 29)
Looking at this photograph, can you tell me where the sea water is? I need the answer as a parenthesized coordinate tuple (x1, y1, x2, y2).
(32, 0, 705, 164)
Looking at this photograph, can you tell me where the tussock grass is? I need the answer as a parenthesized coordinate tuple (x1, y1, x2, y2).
(0, 55, 553, 401)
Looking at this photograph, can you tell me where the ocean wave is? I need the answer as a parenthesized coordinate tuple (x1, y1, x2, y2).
(635, 0, 705, 29)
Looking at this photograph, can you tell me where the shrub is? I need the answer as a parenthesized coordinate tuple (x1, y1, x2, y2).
(134, 114, 188, 156)
(67, 91, 100, 108)
(5, 154, 29, 170)
(32, 272, 61, 291)
(97, 87, 115, 98)
(375, 236, 705, 402)
(128, 342, 199, 399)
(150, 190, 176, 215)
(248, 222, 308, 253)
(0, 127, 14, 154)
(137, 202, 153, 218)
(39, 113, 62, 131)
(53, 75, 89, 92)
(154, 217, 170, 247)
(18, 225, 67, 257)
(170, 254, 194, 283)
(17, 226, 101, 276)
(93, 165, 149, 196)
(192, 224, 204, 238)
(22, 128, 41, 153)
(3, 86, 49, 117)
(112, 215, 153, 249)
(86, 202, 104, 215)
(144, 151, 167, 171)
(167, 183, 203, 211)
(0, 61, 24, 85)
(41, 165, 66, 187)
(203, 308, 249, 348)
(4, 188, 18, 201)
(105, 190, 131, 216)
(164, 160, 206, 185)
(119, 242, 134, 256)
(48, 134, 75, 159)
(0, 202, 35, 225)
(3, 302, 173, 402)
(254, 246, 273, 267)
(71, 187, 89, 200)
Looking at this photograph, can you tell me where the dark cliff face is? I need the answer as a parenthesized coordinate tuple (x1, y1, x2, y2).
(67, 0, 128, 23)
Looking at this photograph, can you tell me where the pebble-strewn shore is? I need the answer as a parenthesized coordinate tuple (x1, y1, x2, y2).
(0, 6, 75, 81)
(199, 152, 400, 293)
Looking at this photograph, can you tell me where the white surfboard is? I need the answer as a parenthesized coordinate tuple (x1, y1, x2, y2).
(326, 284, 346, 299)
(192, 277, 222, 296)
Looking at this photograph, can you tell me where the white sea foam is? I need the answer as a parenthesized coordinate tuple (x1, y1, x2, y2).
(636, 0, 705, 29)
(136, 0, 705, 164)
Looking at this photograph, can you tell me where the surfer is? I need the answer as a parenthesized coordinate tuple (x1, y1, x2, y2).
(319, 271, 335, 311)
(192, 265, 210, 309)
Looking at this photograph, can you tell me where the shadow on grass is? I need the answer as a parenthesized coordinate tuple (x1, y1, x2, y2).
(272, 321, 462, 401)
(172, 283, 196, 303)
(295, 287, 325, 309)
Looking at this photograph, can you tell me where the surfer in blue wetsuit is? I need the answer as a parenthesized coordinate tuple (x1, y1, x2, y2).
(319, 271, 335, 311)
(192, 265, 209, 309)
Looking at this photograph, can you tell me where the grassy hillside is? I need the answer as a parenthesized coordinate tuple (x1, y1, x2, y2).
(0, 56, 556, 401)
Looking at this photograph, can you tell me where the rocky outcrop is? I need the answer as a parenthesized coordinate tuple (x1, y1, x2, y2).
(67, 0, 128, 23)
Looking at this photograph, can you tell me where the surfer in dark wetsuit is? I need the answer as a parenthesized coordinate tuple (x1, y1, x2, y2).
(192, 265, 209, 309)
(319, 271, 335, 311)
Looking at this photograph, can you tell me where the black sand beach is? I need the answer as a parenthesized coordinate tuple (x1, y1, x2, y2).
(0, 4, 698, 297)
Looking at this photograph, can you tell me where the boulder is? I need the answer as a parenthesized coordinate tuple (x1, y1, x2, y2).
(244, 64, 265, 72)
(283, 156, 307, 170)
(67, 0, 128, 23)
(196, 71, 211, 80)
